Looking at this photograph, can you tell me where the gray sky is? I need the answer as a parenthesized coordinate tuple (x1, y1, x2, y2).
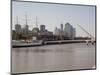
(12, 1, 96, 37)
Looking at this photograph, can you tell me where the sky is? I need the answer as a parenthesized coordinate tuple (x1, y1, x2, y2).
(12, 1, 96, 37)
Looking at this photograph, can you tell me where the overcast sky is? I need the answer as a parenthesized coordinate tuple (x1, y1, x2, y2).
(12, 1, 96, 37)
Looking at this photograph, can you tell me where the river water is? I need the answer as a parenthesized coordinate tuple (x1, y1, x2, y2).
(11, 43, 95, 73)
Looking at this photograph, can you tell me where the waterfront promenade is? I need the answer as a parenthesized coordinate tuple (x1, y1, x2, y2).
(12, 40, 90, 48)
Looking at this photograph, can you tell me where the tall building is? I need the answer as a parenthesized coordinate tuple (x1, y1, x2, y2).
(15, 24, 21, 33)
(40, 25, 45, 32)
(72, 28, 76, 39)
(22, 25, 29, 36)
(25, 25, 29, 31)
(64, 22, 76, 39)
(61, 23, 63, 31)
(39, 25, 53, 36)
(64, 23, 70, 38)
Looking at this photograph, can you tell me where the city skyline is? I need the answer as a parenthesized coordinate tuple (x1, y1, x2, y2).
(12, 1, 96, 37)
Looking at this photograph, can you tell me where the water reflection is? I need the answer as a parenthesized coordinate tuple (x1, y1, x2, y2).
(12, 43, 95, 73)
(13, 47, 74, 53)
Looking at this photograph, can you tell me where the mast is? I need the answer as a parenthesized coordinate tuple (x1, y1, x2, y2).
(36, 16, 38, 28)
(16, 16, 19, 24)
(25, 13, 28, 25)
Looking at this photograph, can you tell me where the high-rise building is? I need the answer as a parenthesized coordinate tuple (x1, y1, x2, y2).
(40, 25, 45, 32)
(22, 25, 29, 36)
(64, 22, 76, 39)
(25, 25, 29, 31)
(15, 24, 21, 33)
(72, 28, 76, 39)
(61, 23, 63, 31)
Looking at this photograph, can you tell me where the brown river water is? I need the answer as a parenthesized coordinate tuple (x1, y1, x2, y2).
(11, 43, 95, 74)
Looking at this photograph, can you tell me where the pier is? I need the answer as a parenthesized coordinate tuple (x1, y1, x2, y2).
(12, 40, 90, 48)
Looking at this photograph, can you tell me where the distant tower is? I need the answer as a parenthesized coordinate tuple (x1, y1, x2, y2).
(40, 25, 45, 32)
(22, 13, 29, 35)
(64, 22, 75, 39)
(15, 16, 21, 33)
(73, 28, 76, 38)
(25, 25, 29, 31)
(64, 22, 71, 38)
(61, 23, 63, 31)
(54, 27, 58, 35)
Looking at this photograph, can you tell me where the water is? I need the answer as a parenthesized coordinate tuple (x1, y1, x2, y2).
(11, 43, 95, 73)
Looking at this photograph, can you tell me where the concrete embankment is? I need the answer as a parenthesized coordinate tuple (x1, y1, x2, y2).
(12, 40, 87, 48)
(45, 40, 85, 45)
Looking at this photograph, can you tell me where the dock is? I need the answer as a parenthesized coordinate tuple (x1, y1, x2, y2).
(12, 40, 88, 48)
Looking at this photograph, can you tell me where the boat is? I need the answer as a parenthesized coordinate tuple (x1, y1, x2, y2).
(12, 40, 43, 48)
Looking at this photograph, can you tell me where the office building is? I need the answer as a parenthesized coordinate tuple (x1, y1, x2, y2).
(61, 23, 63, 31)
(15, 24, 22, 34)
(64, 22, 76, 39)
(40, 25, 45, 32)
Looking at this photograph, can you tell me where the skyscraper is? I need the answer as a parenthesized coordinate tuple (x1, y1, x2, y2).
(25, 25, 29, 31)
(61, 23, 63, 31)
(15, 24, 21, 33)
(40, 25, 45, 32)
(64, 22, 76, 39)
